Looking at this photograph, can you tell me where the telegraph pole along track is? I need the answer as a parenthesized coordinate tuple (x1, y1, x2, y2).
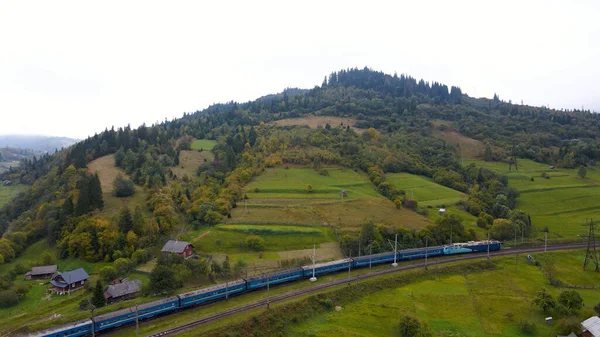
(145, 243, 587, 337)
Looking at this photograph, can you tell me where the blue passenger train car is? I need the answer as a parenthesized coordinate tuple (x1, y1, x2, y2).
(93, 296, 179, 332)
(27, 319, 92, 337)
(244, 267, 303, 290)
(301, 258, 352, 277)
(397, 246, 444, 260)
(179, 279, 246, 308)
(443, 240, 502, 255)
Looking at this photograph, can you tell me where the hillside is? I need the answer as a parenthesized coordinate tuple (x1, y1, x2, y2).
(1, 67, 600, 333)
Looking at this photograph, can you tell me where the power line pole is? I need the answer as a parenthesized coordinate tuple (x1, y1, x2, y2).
(487, 232, 490, 260)
(392, 234, 398, 267)
(424, 238, 428, 270)
(584, 218, 599, 271)
(266, 278, 270, 309)
(135, 305, 139, 337)
(347, 252, 351, 286)
(369, 244, 372, 269)
(91, 305, 96, 337)
(310, 244, 317, 282)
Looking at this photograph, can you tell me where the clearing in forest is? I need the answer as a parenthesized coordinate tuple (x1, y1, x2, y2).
(0, 183, 28, 207)
(191, 139, 217, 151)
(430, 120, 486, 159)
(87, 154, 147, 217)
(269, 116, 363, 133)
(171, 150, 213, 178)
(465, 158, 600, 239)
(232, 167, 432, 231)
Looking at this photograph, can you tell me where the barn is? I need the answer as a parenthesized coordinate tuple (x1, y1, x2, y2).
(161, 240, 194, 258)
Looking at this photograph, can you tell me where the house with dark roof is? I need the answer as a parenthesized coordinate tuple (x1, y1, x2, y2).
(104, 279, 141, 302)
(161, 240, 194, 258)
(25, 265, 57, 280)
(50, 268, 89, 294)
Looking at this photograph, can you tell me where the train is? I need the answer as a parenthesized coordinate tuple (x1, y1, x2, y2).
(27, 240, 501, 337)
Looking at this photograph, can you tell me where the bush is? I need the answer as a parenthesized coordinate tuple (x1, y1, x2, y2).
(113, 174, 135, 197)
(245, 235, 265, 251)
(0, 290, 19, 308)
(519, 319, 536, 334)
(99, 266, 117, 283)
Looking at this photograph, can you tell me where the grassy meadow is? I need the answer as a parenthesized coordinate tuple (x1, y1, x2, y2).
(171, 149, 214, 178)
(386, 172, 467, 207)
(233, 167, 432, 231)
(290, 250, 600, 337)
(0, 183, 28, 207)
(191, 139, 217, 151)
(466, 158, 600, 240)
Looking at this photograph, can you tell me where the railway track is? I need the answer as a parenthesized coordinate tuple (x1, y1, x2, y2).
(147, 243, 587, 337)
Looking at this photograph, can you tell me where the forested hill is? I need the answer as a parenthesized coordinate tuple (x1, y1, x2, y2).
(0, 67, 598, 265)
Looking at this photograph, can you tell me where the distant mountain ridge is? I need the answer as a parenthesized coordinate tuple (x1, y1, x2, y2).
(0, 135, 79, 153)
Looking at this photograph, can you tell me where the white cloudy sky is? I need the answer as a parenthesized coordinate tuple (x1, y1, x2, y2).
(0, 0, 598, 139)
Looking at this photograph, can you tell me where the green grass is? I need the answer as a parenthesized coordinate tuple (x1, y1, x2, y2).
(0, 184, 28, 207)
(193, 224, 336, 254)
(465, 159, 600, 240)
(191, 139, 217, 151)
(386, 172, 467, 207)
(289, 250, 600, 337)
(245, 167, 380, 199)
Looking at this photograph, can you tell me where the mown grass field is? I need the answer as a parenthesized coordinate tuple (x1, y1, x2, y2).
(0, 183, 28, 207)
(290, 250, 600, 337)
(191, 139, 217, 151)
(233, 167, 432, 231)
(430, 119, 486, 159)
(268, 116, 363, 133)
(171, 149, 213, 178)
(386, 172, 467, 207)
(466, 158, 600, 240)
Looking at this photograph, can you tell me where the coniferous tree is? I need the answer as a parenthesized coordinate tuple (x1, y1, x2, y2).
(248, 126, 257, 146)
(89, 173, 104, 210)
(75, 181, 91, 216)
(132, 205, 145, 236)
(91, 280, 106, 308)
(118, 207, 133, 233)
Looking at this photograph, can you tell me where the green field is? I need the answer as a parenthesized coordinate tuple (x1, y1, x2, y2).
(192, 224, 336, 254)
(386, 172, 467, 207)
(245, 167, 380, 199)
(0, 184, 28, 207)
(191, 139, 217, 151)
(466, 159, 600, 240)
(290, 250, 600, 337)
(233, 167, 432, 231)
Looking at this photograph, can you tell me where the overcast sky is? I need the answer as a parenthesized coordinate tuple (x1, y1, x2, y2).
(1, 0, 598, 139)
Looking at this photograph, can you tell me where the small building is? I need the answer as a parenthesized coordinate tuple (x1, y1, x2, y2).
(104, 279, 141, 302)
(161, 240, 194, 258)
(25, 265, 57, 280)
(50, 268, 89, 294)
(582, 316, 600, 337)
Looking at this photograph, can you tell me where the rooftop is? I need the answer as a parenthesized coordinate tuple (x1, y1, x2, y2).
(582, 316, 600, 337)
(105, 279, 142, 298)
(30, 265, 57, 275)
(51, 268, 89, 287)
(161, 240, 193, 253)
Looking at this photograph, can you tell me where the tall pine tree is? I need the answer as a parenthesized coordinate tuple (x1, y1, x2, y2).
(91, 279, 106, 308)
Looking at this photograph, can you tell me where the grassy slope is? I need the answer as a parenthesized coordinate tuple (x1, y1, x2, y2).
(268, 116, 363, 133)
(0, 184, 28, 207)
(386, 172, 467, 207)
(465, 158, 600, 240)
(87, 154, 149, 219)
(191, 139, 217, 151)
(171, 149, 214, 178)
(290, 250, 600, 337)
(233, 167, 432, 231)
(430, 119, 485, 159)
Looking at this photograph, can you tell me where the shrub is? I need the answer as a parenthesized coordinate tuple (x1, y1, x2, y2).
(0, 290, 19, 308)
(245, 235, 265, 251)
(99, 266, 117, 283)
(519, 319, 536, 334)
(113, 174, 135, 197)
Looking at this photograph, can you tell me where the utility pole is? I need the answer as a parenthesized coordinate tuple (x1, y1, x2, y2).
(347, 252, 351, 285)
(487, 232, 490, 259)
(583, 218, 599, 271)
(514, 223, 517, 247)
(544, 231, 548, 253)
(392, 234, 398, 267)
(358, 240, 361, 257)
(310, 244, 317, 282)
(225, 277, 229, 300)
(424, 238, 428, 270)
(91, 305, 96, 337)
(266, 278, 270, 309)
(450, 224, 453, 245)
(369, 245, 372, 269)
(135, 305, 139, 337)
